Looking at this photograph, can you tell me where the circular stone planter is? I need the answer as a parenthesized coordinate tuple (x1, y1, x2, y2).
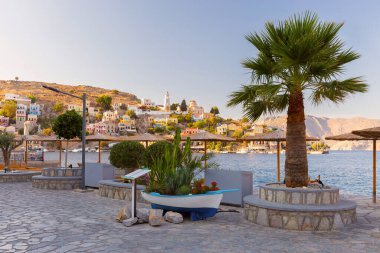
(98, 180, 146, 202)
(0, 171, 41, 183)
(32, 168, 82, 190)
(244, 183, 357, 231)
(259, 183, 339, 205)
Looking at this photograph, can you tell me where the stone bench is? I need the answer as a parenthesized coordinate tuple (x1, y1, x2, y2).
(32, 175, 81, 190)
(98, 180, 146, 202)
(0, 172, 41, 183)
(244, 195, 357, 231)
(41, 168, 82, 177)
(259, 183, 339, 205)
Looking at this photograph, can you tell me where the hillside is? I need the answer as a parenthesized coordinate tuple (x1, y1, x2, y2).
(0, 80, 140, 106)
(261, 115, 380, 150)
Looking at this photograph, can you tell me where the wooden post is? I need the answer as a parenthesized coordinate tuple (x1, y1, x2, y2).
(277, 141, 280, 183)
(25, 141, 28, 168)
(373, 139, 377, 203)
(98, 140, 101, 163)
(204, 141, 207, 169)
(145, 141, 148, 148)
(59, 141, 62, 168)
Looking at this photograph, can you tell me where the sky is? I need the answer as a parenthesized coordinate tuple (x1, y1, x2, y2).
(0, 0, 379, 119)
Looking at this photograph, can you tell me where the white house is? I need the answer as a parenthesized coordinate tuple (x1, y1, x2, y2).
(102, 111, 119, 122)
(141, 98, 155, 107)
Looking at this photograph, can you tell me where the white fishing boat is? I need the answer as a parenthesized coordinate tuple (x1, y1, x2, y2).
(141, 189, 238, 221)
(236, 148, 249, 154)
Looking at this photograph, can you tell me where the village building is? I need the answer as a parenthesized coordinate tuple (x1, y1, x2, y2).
(0, 116, 9, 127)
(181, 128, 199, 136)
(102, 111, 119, 122)
(16, 104, 27, 128)
(141, 98, 155, 107)
(29, 103, 41, 116)
(4, 93, 31, 106)
(188, 100, 204, 118)
(216, 124, 228, 135)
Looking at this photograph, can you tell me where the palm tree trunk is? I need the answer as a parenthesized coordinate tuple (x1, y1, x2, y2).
(285, 91, 308, 187)
(2, 149, 10, 169)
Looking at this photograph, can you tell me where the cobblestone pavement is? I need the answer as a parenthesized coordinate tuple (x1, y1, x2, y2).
(1, 183, 380, 253)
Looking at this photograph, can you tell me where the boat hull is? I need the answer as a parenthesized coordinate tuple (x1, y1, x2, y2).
(141, 191, 224, 221)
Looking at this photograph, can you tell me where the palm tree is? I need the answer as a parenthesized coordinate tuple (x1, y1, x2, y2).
(228, 12, 367, 187)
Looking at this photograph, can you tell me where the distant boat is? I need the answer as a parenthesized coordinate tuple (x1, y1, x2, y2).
(236, 148, 249, 154)
(220, 151, 228, 154)
(309, 150, 329, 155)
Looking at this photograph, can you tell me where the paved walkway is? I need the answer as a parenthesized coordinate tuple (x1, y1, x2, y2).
(1, 183, 380, 253)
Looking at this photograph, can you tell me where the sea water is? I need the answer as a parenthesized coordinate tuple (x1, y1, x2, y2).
(45, 150, 379, 196)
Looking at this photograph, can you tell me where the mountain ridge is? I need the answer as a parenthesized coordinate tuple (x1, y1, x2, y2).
(262, 115, 380, 150)
(0, 80, 140, 106)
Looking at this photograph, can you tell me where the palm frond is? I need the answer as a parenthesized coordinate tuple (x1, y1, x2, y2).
(311, 77, 368, 105)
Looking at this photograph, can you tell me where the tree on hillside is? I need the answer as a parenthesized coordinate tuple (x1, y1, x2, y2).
(0, 100, 17, 119)
(210, 106, 220, 115)
(126, 109, 137, 119)
(0, 132, 23, 170)
(228, 12, 367, 187)
(96, 95, 112, 111)
(27, 95, 37, 103)
(170, 103, 179, 111)
(180, 100, 187, 112)
(42, 128, 53, 136)
(52, 102, 64, 114)
(52, 110, 82, 168)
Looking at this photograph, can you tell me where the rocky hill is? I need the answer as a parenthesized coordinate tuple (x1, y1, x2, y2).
(0, 80, 140, 107)
(262, 115, 380, 150)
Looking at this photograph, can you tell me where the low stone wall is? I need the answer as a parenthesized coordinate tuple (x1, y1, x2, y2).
(42, 168, 82, 177)
(244, 195, 357, 231)
(32, 168, 82, 190)
(0, 172, 41, 183)
(32, 176, 81, 190)
(259, 183, 339, 205)
(98, 180, 146, 202)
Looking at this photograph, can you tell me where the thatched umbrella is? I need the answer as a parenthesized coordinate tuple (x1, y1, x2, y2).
(350, 127, 380, 202)
(21, 135, 80, 167)
(124, 133, 168, 148)
(239, 130, 319, 182)
(86, 134, 119, 163)
(183, 131, 235, 169)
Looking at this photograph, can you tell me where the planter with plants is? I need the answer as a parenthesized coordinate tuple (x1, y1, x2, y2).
(142, 129, 238, 221)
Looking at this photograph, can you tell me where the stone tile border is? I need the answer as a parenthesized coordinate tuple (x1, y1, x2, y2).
(0, 172, 41, 183)
(259, 183, 339, 205)
(244, 195, 356, 231)
(98, 179, 146, 202)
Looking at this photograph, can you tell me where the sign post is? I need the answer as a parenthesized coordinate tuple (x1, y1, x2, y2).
(123, 169, 150, 218)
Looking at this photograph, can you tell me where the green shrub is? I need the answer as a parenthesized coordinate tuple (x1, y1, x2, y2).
(144, 141, 173, 168)
(109, 141, 146, 173)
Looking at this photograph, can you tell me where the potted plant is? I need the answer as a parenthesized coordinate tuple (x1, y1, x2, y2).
(142, 129, 237, 221)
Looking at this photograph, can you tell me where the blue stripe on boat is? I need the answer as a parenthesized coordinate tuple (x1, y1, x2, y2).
(151, 204, 218, 221)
